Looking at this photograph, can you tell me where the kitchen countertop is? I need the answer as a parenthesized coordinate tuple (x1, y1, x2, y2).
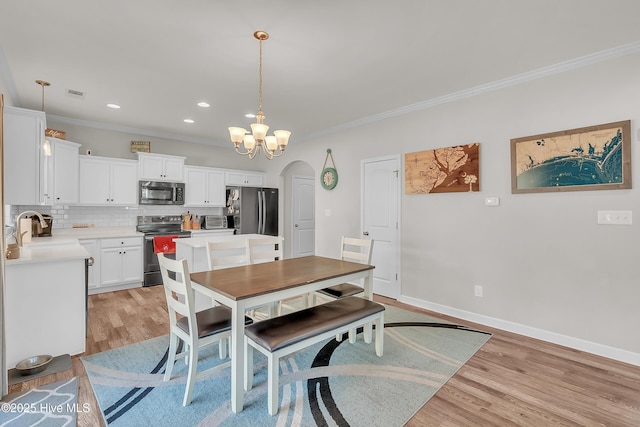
(5, 227, 141, 266)
(5, 242, 90, 266)
(53, 226, 142, 239)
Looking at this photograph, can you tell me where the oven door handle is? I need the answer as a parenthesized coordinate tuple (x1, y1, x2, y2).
(144, 235, 189, 241)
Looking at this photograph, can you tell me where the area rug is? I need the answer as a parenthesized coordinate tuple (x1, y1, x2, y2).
(82, 305, 491, 426)
(0, 377, 78, 427)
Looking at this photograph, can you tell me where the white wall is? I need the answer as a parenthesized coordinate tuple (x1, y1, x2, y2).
(265, 52, 640, 362)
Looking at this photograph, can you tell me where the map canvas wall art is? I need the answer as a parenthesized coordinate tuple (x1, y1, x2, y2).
(405, 143, 480, 194)
(510, 120, 631, 194)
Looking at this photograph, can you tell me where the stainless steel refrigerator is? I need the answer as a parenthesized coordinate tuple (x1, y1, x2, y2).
(226, 186, 278, 235)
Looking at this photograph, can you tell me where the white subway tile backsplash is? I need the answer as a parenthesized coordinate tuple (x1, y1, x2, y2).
(9, 204, 224, 229)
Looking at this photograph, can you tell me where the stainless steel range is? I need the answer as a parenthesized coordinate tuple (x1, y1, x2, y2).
(137, 215, 191, 287)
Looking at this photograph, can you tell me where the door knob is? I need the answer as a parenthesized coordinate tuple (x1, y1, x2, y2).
(363, 231, 369, 236)
(295, 224, 299, 227)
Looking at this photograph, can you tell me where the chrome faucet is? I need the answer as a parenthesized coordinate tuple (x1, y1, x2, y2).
(15, 211, 48, 247)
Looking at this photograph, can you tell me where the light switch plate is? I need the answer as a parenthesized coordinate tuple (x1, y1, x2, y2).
(485, 197, 500, 207)
(597, 210, 632, 225)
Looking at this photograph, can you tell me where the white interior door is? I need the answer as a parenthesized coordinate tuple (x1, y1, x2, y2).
(292, 176, 315, 257)
(361, 155, 400, 298)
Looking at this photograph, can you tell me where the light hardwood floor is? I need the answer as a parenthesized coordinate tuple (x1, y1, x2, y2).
(8, 287, 640, 426)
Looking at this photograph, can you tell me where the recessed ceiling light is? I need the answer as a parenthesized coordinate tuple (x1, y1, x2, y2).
(184, 118, 194, 124)
(245, 113, 256, 118)
(197, 102, 210, 108)
(106, 103, 121, 109)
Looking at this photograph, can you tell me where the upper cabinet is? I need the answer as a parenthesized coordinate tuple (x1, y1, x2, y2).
(3, 107, 46, 205)
(47, 137, 81, 205)
(79, 155, 138, 205)
(137, 153, 185, 182)
(225, 170, 265, 187)
(184, 166, 225, 207)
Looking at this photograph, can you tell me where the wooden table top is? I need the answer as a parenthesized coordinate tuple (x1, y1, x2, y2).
(189, 255, 374, 301)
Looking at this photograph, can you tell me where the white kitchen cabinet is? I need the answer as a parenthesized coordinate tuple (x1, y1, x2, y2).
(3, 106, 47, 205)
(99, 237, 143, 287)
(79, 239, 98, 289)
(184, 166, 225, 207)
(49, 137, 81, 205)
(137, 152, 185, 181)
(225, 170, 265, 187)
(79, 155, 138, 205)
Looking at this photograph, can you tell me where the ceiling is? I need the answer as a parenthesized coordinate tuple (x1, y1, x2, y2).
(2, 0, 640, 148)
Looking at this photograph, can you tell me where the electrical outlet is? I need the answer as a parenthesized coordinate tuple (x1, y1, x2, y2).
(474, 285, 483, 297)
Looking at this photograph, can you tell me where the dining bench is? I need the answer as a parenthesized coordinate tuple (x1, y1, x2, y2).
(244, 296, 385, 415)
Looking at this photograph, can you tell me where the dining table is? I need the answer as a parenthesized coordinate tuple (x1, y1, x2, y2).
(189, 255, 375, 413)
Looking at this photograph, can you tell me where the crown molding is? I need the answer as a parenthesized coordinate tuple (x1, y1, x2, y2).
(298, 40, 640, 142)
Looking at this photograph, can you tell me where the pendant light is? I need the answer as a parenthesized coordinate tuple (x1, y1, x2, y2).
(36, 80, 52, 156)
(229, 31, 291, 160)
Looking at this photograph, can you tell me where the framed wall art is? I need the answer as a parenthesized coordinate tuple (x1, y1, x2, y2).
(405, 143, 479, 194)
(131, 140, 151, 153)
(510, 120, 631, 194)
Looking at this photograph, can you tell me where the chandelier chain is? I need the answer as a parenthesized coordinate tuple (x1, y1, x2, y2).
(258, 37, 263, 116)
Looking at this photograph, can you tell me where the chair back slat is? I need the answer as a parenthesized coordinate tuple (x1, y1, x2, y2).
(157, 253, 196, 331)
(206, 240, 250, 270)
(248, 236, 284, 264)
(341, 236, 374, 265)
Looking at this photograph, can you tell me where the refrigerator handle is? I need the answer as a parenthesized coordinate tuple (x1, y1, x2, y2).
(257, 190, 263, 234)
(262, 190, 267, 235)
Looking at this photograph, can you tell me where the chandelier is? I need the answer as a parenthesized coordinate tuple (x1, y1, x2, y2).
(229, 31, 291, 160)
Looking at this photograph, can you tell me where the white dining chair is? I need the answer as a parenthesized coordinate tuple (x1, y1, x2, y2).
(248, 236, 285, 316)
(314, 236, 374, 341)
(157, 253, 252, 406)
(316, 236, 374, 301)
(205, 239, 251, 270)
(248, 235, 283, 264)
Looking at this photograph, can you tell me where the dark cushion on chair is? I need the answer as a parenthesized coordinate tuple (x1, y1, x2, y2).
(317, 282, 364, 299)
(245, 296, 384, 352)
(177, 305, 253, 338)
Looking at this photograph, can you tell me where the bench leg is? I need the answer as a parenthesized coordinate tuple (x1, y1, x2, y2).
(219, 336, 228, 359)
(375, 313, 384, 357)
(244, 337, 254, 391)
(268, 353, 279, 416)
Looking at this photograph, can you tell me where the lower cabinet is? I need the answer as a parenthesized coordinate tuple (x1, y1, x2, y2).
(82, 236, 143, 294)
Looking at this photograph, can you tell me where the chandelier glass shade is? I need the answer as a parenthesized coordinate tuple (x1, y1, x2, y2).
(229, 31, 291, 160)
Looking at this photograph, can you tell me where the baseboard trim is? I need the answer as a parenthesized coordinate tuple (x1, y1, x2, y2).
(398, 295, 640, 367)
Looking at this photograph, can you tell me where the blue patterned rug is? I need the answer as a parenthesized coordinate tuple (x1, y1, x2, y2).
(82, 305, 491, 426)
(0, 377, 78, 426)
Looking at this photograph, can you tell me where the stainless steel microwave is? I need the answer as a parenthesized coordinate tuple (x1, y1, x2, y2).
(139, 181, 185, 205)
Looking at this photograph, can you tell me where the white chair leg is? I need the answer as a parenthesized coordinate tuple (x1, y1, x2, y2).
(244, 338, 254, 391)
(336, 332, 343, 342)
(164, 333, 178, 381)
(183, 341, 199, 406)
(268, 354, 279, 416)
(375, 313, 384, 357)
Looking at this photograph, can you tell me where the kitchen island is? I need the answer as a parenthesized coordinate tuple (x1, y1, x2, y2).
(4, 240, 91, 369)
